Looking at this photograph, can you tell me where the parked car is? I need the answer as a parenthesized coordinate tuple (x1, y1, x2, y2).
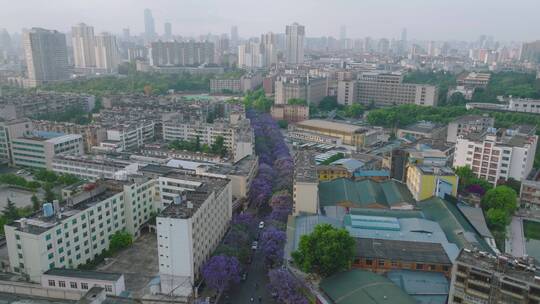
(258, 221, 265, 229)
(241, 273, 247, 281)
(251, 241, 258, 250)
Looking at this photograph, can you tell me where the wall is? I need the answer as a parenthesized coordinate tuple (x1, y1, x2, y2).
(0, 280, 82, 301)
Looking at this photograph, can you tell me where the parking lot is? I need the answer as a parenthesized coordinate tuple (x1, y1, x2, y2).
(97, 231, 159, 297)
(0, 185, 43, 210)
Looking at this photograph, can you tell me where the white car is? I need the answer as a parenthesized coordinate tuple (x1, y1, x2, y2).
(258, 221, 265, 229)
(251, 241, 258, 250)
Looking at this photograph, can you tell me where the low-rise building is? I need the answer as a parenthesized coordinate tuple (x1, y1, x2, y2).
(41, 268, 125, 296)
(446, 115, 494, 143)
(406, 165, 458, 201)
(52, 155, 135, 181)
(270, 104, 309, 123)
(520, 169, 540, 209)
(448, 249, 540, 304)
(12, 132, 84, 169)
(291, 119, 384, 148)
(4, 178, 156, 282)
(210, 73, 263, 94)
(33, 120, 107, 152)
(156, 174, 231, 296)
(396, 121, 447, 142)
(105, 121, 155, 151)
(0, 92, 95, 120)
(0, 118, 33, 163)
(508, 98, 540, 114)
(317, 165, 351, 181)
(274, 75, 327, 105)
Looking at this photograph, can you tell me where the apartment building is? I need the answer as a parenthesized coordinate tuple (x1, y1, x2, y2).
(453, 128, 538, 184)
(270, 104, 309, 123)
(519, 169, 540, 210)
(12, 132, 84, 169)
(0, 118, 33, 163)
(293, 151, 319, 215)
(156, 174, 232, 296)
(446, 115, 495, 143)
(448, 249, 540, 304)
(104, 121, 155, 151)
(396, 121, 448, 142)
(406, 165, 458, 201)
(52, 155, 134, 181)
(0, 92, 95, 120)
(149, 41, 215, 66)
(210, 73, 263, 94)
(33, 120, 107, 152)
(4, 178, 156, 282)
(274, 75, 327, 105)
(162, 116, 254, 163)
(337, 72, 438, 107)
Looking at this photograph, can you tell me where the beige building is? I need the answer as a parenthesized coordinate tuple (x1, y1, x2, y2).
(274, 75, 327, 105)
(337, 72, 438, 107)
(293, 151, 319, 215)
(33, 120, 106, 152)
(12, 133, 84, 170)
(291, 119, 384, 148)
(270, 104, 309, 122)
(0, 118, 33, 163)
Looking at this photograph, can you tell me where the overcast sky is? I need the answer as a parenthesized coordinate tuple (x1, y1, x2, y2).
(0, 0, 538, 41)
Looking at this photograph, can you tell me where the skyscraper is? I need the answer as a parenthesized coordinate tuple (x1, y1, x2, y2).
(0, 29, 12, 53)
(285, 23, 305, 64)
(144, 9, 156, 41)
(122, 28, 130, 41)
(230, 26, 239, 50)
(95, 32, 120, 73)
(340, 25, 347, 41)
(164, 22, 172, 40)
(71, 23, 96, 68)
(23, 28, 69, 87)
(261, 32, 278, 67)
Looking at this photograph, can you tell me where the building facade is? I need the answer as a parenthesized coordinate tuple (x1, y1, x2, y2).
(406, 165, 458, 201)
(274, 75, 327, 105)
(149, 41, 214, 66)
(285, 23, 305, 64)
(447, 115, 495, 143)
(270, 104, 309, 123)
(12, 133, 84, 169)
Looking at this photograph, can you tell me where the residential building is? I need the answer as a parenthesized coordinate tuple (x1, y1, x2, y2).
(291, 119, 384, 147)
(406, 165, 458, 201)
(32, 120, 107, 152)
(261, 32, 278, 66)
(353, 238, 452, 276)
(274, 75, 327, 105)
(520, 40, 540, 62)
(41, 268, 125, 296)
(397, 121, 447, 142)
(453, 128, 538, 184)
(11, 132, 83, 169)
(0, 118, 33, 163)
(156, 174, 232, 296)
(144, 9, 156, 42)
(71, 23, 96, 69)
(508, 98, 540, 114)
(293, 151, 319, 215)
(285, 23, 305, 64)
(162, 116, 254, 163)
(446, 115, 494, 143)
(0, 92, 95, 120)
(104, 121, 155, 151)
(337, 72, 438, 107)
(4, 178, 156, 282)
(448, 249, 540, 304)
(210, 72, 263, 94)
(163, 22, 172, 40)
(94, 33, 120, 73)
(23, 28, 69, 87)
(149, 41, 214, 66)
(270, 104, 309, 123)
(519, 169, 540, 209)
(52, 155, 134, 181)
(238, 42, 262, 68)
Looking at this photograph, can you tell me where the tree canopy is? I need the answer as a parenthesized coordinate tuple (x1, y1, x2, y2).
(292, 224, 356, 277)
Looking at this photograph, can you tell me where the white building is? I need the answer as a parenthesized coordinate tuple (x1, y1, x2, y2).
(508, 98, 540, 114)
(52, 154, 136, 181)
(453, 128, 538, 184)
(41, 268, 125, 296)
(95, 32, 120, 73)
(12, 132, 84, 169)
(72, 23, 96, 69)
(4, 178, 157, 282)
(156, 174, 232, 296)
(105, 121, 155, 151)
(238, 42, 263, 69)
(285, 23, 305, 64)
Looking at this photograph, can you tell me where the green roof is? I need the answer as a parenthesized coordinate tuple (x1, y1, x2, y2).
(320, 269, 416, 304)
(319, 178, 414, 209)
(349, 208, 425, 219)
(418, 197, 493, 253)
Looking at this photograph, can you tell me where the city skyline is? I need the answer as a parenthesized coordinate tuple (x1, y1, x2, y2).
(0, 0, 539, 41)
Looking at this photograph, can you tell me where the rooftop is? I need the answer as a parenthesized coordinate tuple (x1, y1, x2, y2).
(399, 121, 446, 134)
(294, 150, 318, 183)
(295, 119, 366, 134)
(356, 238, 451, 265)
(387, 270, 449, 304)
(44, 268, 123, 282)
(319, 269, 416, 304)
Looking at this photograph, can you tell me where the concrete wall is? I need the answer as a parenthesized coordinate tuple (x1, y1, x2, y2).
(0, 280, 82, 300)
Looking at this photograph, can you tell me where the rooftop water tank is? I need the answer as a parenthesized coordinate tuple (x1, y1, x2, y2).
(43, 203, 54, 217)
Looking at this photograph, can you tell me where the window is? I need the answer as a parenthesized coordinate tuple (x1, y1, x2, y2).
(70, 282, 77, 289)
(81, 282, 88, 290)
(105, 285, 113, 292)
(48, 280, 55, 287)
(59, 281, 66, 288)
(416, 263, 424, 270)
(365, 259, 373, 266)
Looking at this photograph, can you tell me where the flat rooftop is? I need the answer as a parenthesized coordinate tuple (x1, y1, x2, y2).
(296, 119, 365, 134)
(44, 268, 122, 282)
(294, 150, 318, 183)
(357, 237, 451, 265)
(399, 121, 445, 134)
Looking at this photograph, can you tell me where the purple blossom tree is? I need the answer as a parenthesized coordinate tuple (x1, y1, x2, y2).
(260, 227, 286, 267)
(202, 255, 242, 294)
(268, 268, 309, 304)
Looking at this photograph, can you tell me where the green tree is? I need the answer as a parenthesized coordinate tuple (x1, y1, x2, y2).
(500, 178, 521, 195)
(486, 208, 509, 231)
(455, 166, 474, 188)
(211, 136, 228, 157)
(481, 185, 517, 214)
(318, 96, 339, 112)
(31, 194, 40, 211)
(343, 104, 365, 118)
(448, 92, 467, 106)
(44, 184, 55, 203)
(292, 224, 356, 277)
(3, 199, 19, 221)
(277, 120, 288, 129)
(109, 230, 133, 253)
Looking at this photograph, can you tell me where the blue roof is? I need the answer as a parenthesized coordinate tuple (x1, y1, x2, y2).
(33, 130, 65, 139)
(349, 215, 400, 231)
(387, 270, 449, 304)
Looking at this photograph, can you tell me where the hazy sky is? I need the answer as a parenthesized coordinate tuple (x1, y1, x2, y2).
(1, 0, 538, 41)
